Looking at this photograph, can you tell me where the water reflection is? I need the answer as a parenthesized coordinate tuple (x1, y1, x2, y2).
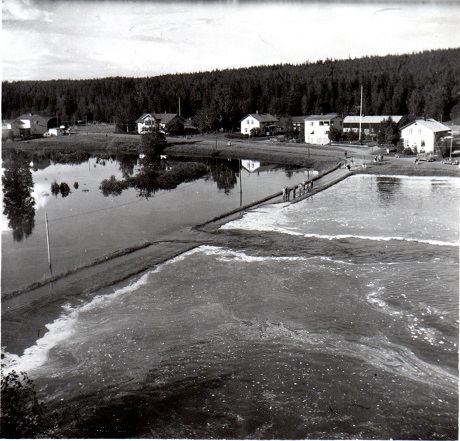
(204, 158, 239, 193)
(376, 176, 401, 205)
(2, 150, 36, 241)
(99, 157, 244, 198)
(118, 154, 138, 179)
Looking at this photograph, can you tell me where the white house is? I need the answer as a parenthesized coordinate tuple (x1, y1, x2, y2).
(400, 119, 451, 154)
(136, 113, 186, 134)
(12, 114, 58, 138)
(240, 113, 278, 136)
(304, 114, 342, 145)
(343, 115, 403, 136)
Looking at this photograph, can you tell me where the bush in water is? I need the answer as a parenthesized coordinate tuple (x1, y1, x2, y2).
(99, 175, 129, 197)
(60, 182, 71, 197)
(50, 181, 60, 196)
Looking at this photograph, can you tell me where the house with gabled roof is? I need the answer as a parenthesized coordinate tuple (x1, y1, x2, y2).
(304, 114, 342, 145)
(400, 119, 451, 154)
(343, 115, 404, 137)
(240, 112, 278, 136)
(12, 113, 58, 138)
(136, 113, 186, 134)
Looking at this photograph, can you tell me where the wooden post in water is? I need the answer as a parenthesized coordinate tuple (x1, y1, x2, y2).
(45, 213, 53, 276)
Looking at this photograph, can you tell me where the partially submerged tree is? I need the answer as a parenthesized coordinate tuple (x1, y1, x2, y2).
(140, 128, 167, 163)
(2, 149, 36, 241)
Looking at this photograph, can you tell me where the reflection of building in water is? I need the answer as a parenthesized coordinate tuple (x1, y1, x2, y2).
(241, 160, 261, 173)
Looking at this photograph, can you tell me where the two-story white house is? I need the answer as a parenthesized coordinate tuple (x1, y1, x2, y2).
(400, 119, 451, 154)
(304, 114, 342, 145)
(136, 113, 186, 134)
(240, 113, 278, 136)
(343, 115, 404, 137)
(12, 114, 58, 138)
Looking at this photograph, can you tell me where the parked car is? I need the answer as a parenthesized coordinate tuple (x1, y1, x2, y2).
(417, 155, 435, 162)
(442, 159, 459, 165)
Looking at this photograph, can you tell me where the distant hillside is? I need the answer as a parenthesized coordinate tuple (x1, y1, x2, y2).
(2, 48, 459, 131)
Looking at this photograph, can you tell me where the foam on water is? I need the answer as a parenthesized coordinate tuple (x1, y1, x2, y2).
(234, 318, 458, 393)
(2, 272, 152, 374)
(220, 175, 460, 247)
(222, 214, 459, 247)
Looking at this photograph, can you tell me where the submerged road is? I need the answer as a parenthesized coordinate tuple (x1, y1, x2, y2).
(2, 163, 352, 356)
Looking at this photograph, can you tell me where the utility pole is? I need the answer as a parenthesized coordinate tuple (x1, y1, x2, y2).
(359, 85, 363, 142)
(239, 159, 243, 206)
(45, 213, 53, 276)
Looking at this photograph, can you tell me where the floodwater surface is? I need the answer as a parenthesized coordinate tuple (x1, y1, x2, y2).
(2, 155, 314, 292)
(3, 175, 458, 439)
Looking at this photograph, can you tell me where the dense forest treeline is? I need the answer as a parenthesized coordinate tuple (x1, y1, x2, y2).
(2, 48, 460, 131)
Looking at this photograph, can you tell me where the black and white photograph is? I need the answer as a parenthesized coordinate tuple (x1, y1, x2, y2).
(1, 0, 459, 439)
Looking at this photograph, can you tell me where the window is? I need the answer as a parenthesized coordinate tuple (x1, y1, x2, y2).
(319, 121, 324, 126)
(418, 129, 422, 135)
(409, 129, 413, 135)
(310, 122, 314, 126)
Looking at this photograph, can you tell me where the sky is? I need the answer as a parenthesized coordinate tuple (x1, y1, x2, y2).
(2, 0, 460, 81)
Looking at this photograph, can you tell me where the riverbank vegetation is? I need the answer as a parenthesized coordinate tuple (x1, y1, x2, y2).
(0, 370, 47, 438)
(1, 149, 35, 241)
(2, 49, 459, 131)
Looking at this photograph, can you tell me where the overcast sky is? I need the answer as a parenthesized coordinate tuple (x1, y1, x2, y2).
(2, 0, 460, 81)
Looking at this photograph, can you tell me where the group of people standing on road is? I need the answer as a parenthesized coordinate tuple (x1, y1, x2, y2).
(282, 179, 314, 201)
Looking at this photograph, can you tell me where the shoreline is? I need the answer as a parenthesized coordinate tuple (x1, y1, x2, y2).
(2, 140, 459, 356)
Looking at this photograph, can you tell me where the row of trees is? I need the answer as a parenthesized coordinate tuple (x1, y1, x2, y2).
(2, 49, 460, 131)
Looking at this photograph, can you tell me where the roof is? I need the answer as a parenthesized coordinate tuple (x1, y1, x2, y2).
(343, 115, 403, 124)
(241, 113, 278, 123)
(136, 113, 183, 124)
(278, 116, 309, 125)
(15, 113, 54, 122)
(304, 113, 339, 121)
(401, 118, 451, 133)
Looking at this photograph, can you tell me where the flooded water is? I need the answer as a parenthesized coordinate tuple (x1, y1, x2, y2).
(3, 174, 458, 439)
(2, 155, 314, 292)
